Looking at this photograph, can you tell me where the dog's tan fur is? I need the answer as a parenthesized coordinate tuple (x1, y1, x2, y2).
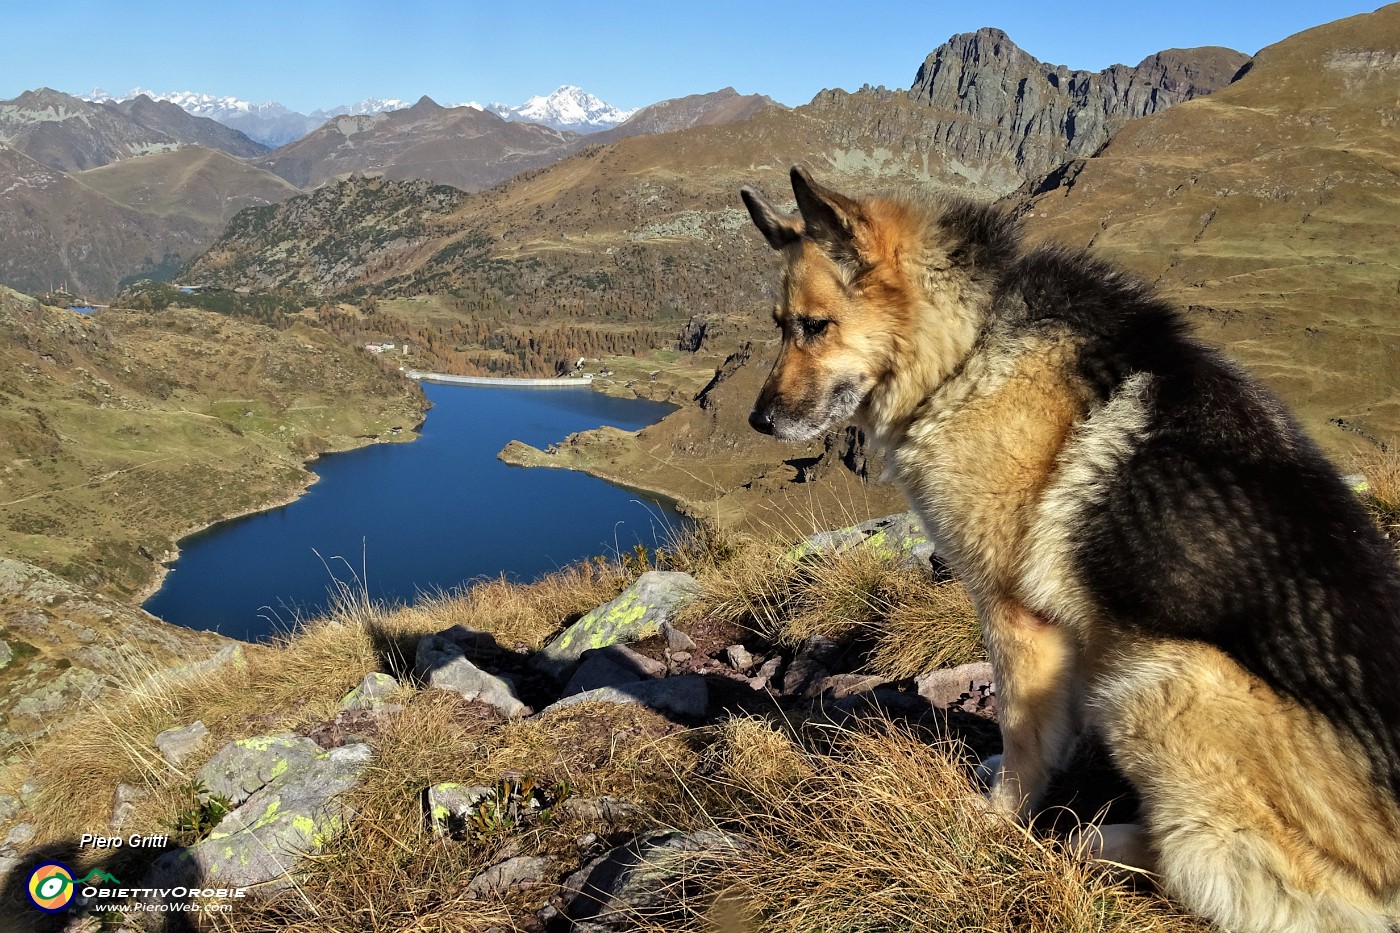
(741, 168, 1400, 932)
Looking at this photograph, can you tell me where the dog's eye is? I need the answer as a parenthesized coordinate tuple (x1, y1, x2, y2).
(799, 318, 830, 340)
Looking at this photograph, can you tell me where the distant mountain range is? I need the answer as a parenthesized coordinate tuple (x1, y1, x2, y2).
(82, 85, 638, 147)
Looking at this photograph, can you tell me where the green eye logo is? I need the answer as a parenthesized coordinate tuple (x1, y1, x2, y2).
(27, 862, 75, 912)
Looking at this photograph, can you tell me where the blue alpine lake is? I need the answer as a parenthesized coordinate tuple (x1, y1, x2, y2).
(142, 383, 682, 641)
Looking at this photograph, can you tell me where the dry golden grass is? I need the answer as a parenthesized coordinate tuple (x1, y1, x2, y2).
(670, 719, 1209, 933)
(8, 521, 1216, 933)
(1355, 445, 1400, 544)
(687, 536, 984, 680)
(200, 693, 699, 932)
(393, 559, 627, 653)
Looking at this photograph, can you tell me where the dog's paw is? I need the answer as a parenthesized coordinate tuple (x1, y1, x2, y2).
(972, 753, 1003, 789)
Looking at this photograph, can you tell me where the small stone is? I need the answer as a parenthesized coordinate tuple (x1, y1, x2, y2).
(554, 795, 645, 827)
(110, 782, 148, 830)
(467, 855, 553, 897)
(339, 672, 403, 710)
(782, 636, 842, 696)
(155, 721, 210, 767)
(725, 645, 754, 671)
(812, 673, 887, 701)
(669, 651, 691, 664)
(749, 656, 782, 690)
(423, 782, 495, 835)
(3, 822, 36, 848)
(916, 662, 996, 711)
(659, 622, 696, 653)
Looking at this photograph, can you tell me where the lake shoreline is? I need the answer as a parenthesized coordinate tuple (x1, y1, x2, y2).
(132, 424, 426, 607)
(141, 383, 684, 640)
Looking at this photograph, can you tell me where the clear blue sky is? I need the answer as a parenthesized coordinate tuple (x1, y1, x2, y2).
(1, 0, 1384, 112)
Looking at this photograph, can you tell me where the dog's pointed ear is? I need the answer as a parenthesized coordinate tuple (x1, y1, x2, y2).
(790, 166, 862, 267)
(741, 186, 800, 250)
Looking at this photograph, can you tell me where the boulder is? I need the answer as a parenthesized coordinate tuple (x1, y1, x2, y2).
(467, 854, 553, 898)
(533, 571, 700, 679)
(198, 732, 325, 806)
(415, 632, 527, 717)
(790, 512, 940, 573)
(147, 742, 371, 891)
(540, 675, 709, 719)
(338, 671, 404, 711)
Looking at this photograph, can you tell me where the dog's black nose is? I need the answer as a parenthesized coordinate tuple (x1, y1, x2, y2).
(749, 408, 775, 435)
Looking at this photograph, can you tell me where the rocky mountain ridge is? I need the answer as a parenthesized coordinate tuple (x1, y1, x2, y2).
(0, 88, 266, 173)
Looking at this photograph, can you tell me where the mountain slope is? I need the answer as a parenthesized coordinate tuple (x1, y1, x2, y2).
(111, 94, 268, 158)
(0, 88, 266, 173)
(907, 30, 1249, 185)
(1019, 2, 1400, 450)
(0, 142, 187, 296)
(77, 146, 301, 231)
(0, 284, 425, 598)
(255, 96, 575, 190)
(589, 88, 780, 142)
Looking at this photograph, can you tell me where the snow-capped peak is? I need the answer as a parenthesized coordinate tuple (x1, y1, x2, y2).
(487, 85, 635, 134)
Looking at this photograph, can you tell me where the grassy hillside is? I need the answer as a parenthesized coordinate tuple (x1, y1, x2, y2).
(77, 146, 301, 232)
(1019, 3, 1400, 455)
(0, 285, 425, 599)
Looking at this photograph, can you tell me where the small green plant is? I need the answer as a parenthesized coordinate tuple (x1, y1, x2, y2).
(466, 776, 571, 839)
(171, 779, 234, 846)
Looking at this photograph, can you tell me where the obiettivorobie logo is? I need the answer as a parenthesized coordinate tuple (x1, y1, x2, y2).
(26, 863, 117, 913)
(25, 862, 245, 915)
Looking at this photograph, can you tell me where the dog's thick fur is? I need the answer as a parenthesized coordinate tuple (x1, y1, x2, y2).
(741, 167, 1400, 932)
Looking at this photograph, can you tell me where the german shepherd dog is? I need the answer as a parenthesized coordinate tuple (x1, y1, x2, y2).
(741, 167, 1400, 932)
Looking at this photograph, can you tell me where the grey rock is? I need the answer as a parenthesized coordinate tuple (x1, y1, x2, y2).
(3, 822, 36, 848)
(812, 673, 887, 701)
(416, 633, 527, 717)
(749, 656, 782, 691)
(790, 511, 942, 574)
(541, 675, 709, 719)
(560, 829, 748, 930)
(533, 571, 700, 679)
(562, 650, 646, 698)
(198, 733, 325, 806)
(423, 782, 495, 835)
(155, 720, 210, 767)
(659, 622, 696, 653)
(110, 782, 148, 830)
(605, 644, 668, 678)
(0, 641, 12, 669)
(782, 636, 842, 696)
(0, 793, 20, 824)
(554, 795, 645, 827)
(467, 854, 553, 897)
(725, 644, 754, 672)
(147, 742, 372, 891)
(916, 661, 997, 719)
(338, 671, 403, 710)
(0, 822, 36, 882)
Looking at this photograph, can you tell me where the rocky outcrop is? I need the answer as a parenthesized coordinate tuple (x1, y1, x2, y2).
(532, 571, 701, 679)
(905, 28, 1249, 180)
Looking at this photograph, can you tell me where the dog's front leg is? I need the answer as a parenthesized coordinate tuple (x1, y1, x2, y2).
(981, 599, 1081, 820)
